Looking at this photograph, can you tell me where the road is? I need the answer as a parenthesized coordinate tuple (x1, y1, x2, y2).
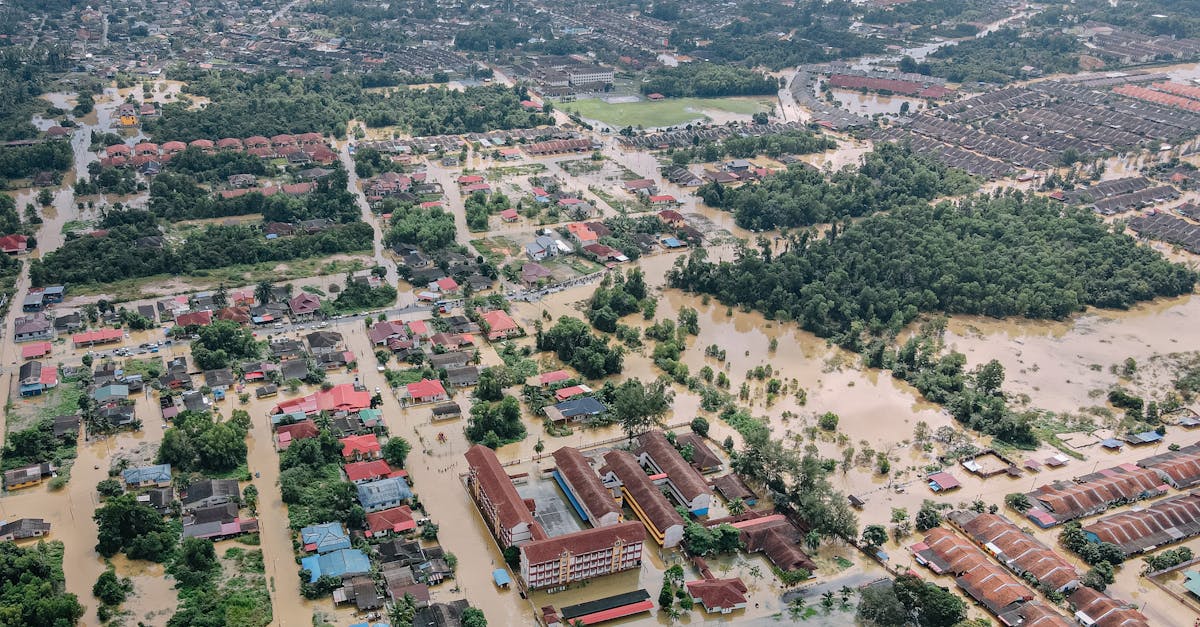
(339, 142, 399, 285)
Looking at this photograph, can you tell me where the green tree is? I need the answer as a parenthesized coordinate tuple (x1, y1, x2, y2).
(462, 607, 487, 627)
(612, 378, 674, 441)
(383, 437, 411, 467)
(170, 538, 219, 589)
(92, 568, 132, 606)
(690, 416, 709, 437)
(96, 478, 124, 498)
(915, 500, 942, 532)
(861, 524, 887, 548)
(93, 494, 176, 561)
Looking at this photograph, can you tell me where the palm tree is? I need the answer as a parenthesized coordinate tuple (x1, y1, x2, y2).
(821, 590, 834, 610)
(805, 529, 821, 552)
(788, 596, 805, 619)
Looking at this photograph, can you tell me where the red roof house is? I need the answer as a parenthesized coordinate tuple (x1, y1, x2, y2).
(21, 342, 51, 359)
(175, 310, 214, 327)
(539, 370, 571, 386)
(481, 309, 520, 341)
(340, 434, 383, 461)
(686, 578, 748, 614)
(365, 506, 417, 537)
(273, 383, 372, 415)
(344, 459, 394, 483)
(288, 293, 322, 317)
(0, 234, 29, 254)
(71, 328, 124, 347)
(405, 379, 448, 405)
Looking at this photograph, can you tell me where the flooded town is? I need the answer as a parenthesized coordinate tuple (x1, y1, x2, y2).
(4, 1, 1200, 627)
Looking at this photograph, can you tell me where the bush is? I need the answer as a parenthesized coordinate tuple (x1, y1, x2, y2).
(818, 412, 839, 431)
(690, 417, 709, 437)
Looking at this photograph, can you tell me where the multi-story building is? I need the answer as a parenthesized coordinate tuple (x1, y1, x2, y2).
(465, 444, 547, 548)
(520, 521, 645, 591)
(551, 447, 622, 527)
(634, 430, 714, 516)
(601, 449, 685, 547)
(566, 66, 614, 86)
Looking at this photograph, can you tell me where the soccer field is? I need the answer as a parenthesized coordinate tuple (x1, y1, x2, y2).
(564, 96, 771, 129)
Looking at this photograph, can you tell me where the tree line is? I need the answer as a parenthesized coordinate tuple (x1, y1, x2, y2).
(698, 143, 977, 230)
(30, 209, 374, 286)
(148, 69, 553, 141)
(667, 130, 836, 165)
(669, 192, 1196, 342)
(149, 167, 360, 223)
(639, 63, 780, 98)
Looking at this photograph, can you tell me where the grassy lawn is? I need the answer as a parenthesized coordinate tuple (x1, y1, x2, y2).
(69, 255, 373, 301)
(544, 256, 602, 278)
(485, 163, 547, 180)
(472, 236, 521, 265)
(564, 97, 770, 128)
(61, 219, 91, 234)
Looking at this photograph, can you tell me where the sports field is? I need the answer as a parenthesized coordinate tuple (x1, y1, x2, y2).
(565, 96, 771, 129)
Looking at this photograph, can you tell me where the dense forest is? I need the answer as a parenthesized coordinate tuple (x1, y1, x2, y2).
(30, 209, 373, 286)
(0, 44, 71, 141)
(923, 29, 1082, 84)
(149, 167, 360, 223)
(699, 143, 977, 230)
(0, 140, 72, 182)
(0, 541, 84, 627)
(669, 192, 1196, 341)
(672, 0, 886, 69)
(383, 201, 458, 252)
(149, 70, 553, 141)
(667, 130, 836, 164)
(639, 64, 779, 98)
(1032, 0, 1200, 40)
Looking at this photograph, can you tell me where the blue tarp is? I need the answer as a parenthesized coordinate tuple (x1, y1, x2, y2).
(493, 568, 511, 587)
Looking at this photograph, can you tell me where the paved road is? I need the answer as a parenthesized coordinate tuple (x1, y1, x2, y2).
(339, 142, 399, 284)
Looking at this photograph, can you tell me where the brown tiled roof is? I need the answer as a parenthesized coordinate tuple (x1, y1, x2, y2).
(1082, 491, 1200, 555)
(711, 474, 754, 502)
(520, 521, 644, 565)
(602, 450, 683, 534)
(957, 512, 1078, 590)
(707, 511, 815, 572)
(552, 447, 620, 521)
(1068, 587, 1150, 627)
(1031, 466, 1164, 520)
(634, 431, 712, 502)
(1140, 442, 1200, 488)
(465, 445, 547, 542)
(686, 577, 747, 611)
(674, 433, 722, 471)
(1018, 603, 1075, 627)
(956, 563, 1032, 615)
(924, 527, 987, 574)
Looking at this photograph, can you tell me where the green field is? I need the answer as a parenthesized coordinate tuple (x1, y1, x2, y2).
(565, 97, 771, 129)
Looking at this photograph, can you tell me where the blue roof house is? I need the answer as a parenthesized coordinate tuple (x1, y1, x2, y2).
(357, 476, 412, 512)
(300, 522, 351, 554)
(300, 548, 370, 582)
(93, 384, 130, 402)
(123, 464, 172, 487)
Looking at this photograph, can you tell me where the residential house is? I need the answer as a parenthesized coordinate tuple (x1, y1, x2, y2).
(13, 316, 53, 343)
(301, 548, 370, 582)
(345, 459, 395, 484)
(341, 434, 383, 461)
(687, 578, 749, 614)
(0, 518, 51, 541)
(428, 351, 471, 370)
(289, 293, 322, 320)
(674, 433, 723, 474)
(404, 379, 449, 405)
(481, 309, 521, 341)
(180, 479, 241, 511)
(432, 402, 463, 421)
(358, 476, 413, 512)
(203, 368, 236, 391)
(542, 397, 606, 423)
(711, 473, 757, 507)
(4, 463, 56, 490)
(301, 522, 352, 553)
(19, 340, 51, 360)
(18, 360, 57, 397)
(623, 179, 658, 195)
(306, 331, 344, 354)
(272, 384, 371, 416)
(123, 464, 172, 488)
(366, 506, 417, 537)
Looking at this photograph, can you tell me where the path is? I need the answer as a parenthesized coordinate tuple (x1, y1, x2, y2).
(339, 142, 398, 284)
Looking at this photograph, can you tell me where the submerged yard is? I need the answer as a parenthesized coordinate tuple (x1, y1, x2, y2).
(564, 96, 772, 128)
